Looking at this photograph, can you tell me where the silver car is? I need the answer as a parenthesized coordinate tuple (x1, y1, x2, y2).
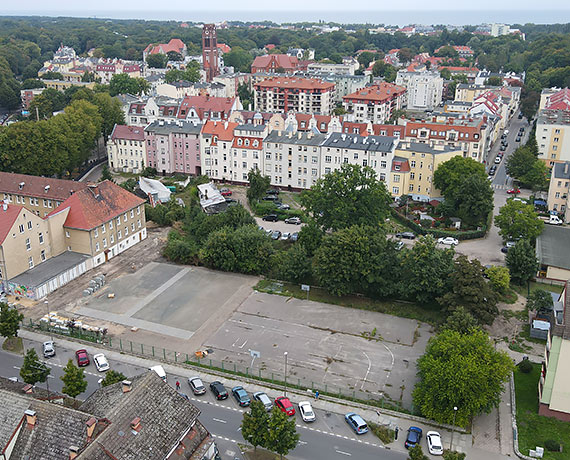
(253, 391, 273, 411)
(43, 341, 55, 358)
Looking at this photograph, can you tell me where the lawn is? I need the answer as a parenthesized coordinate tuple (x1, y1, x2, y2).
(255, 279, 443, 326)
(514, 365, 569, 459)
(2, 337, 23, 354)
(512, 281, 564, 298)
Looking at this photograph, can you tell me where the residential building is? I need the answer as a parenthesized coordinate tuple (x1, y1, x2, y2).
(540, 88, 570, 111)
(293, 72, 368, 103)
(200, 120, 238, 181)
(145, 120, 202, 175)
(342, 82, 407, 124)
(251, 54, 300, 74)
(107, 124, 147, 173)
(287, 48, 315, 60)
(536, 109, 570, 166)
(395, 70, 443, 111)
(202, 24, 220, 82)
(254, 77, 335, 115)
(438, 66, 479, 82)
(539, 332, 570, 421)
(230, 124, 267, 182)
(176, 95, 242, 123)
(143, 38, 187, 61)
(547, 161, 570, 218)
(154, 80, 195, 99)
(306, 61, 358, 75)
(20, 88, 45, 110)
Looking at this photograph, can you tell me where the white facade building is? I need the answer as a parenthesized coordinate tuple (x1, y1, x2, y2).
(396, 70, 443, 111)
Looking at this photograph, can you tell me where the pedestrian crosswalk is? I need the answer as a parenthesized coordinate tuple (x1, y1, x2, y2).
(492, 184, 508, 190)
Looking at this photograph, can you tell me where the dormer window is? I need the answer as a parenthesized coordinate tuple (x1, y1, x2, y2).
(253, 140, 259, 147)
(237, 139, 243, 146)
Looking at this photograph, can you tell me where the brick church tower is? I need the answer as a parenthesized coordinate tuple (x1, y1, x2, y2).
(202, 24, 219, 82)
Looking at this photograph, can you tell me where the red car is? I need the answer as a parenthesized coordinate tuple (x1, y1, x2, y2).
(275, 396, 295, 416)
(220, 188, 232, 197)
(507, 188, 521, 194)
(75, 349, 90, 367)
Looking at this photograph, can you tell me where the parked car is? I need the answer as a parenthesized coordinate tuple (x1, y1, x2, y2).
(501, 246, 509, 254)
(285, 217, 302, 225)
(75, 349, 90, 367)
(488, 168, 496, 176)
(93, 353, 110, 372)
(426, 431, 444, 455)
(225, 197, 237, 203)
(262, 214, 278, 222)
(253, 391, 273, 411)
(43, 341, 55, 358)
(188, 377, 206, 395)
(265, 229, 273, 236)
(345, 412, 368, 434)
(518, 113, 523, 119)
(271, 231, 281, 240)
(266, 189, 280, 195)
(396, 232, 415, 239)
(507, 188, 521, 194)
(438, 237, 459, 246)
(281, 232, 291, 240)
(298, 401, 316, 422)
(494, 156, 501, 164)
(262, 195, 278, 201)
(275, 396, 295, 416)
(232, 386, 251, 407)
(210, 381, 228, 400)
(516, 137, 521, 142)
(220, 188, 232, 197)
(405, 426, 423, 449)
(290, 232, 299, 242)
(278, 204, 290, 210)
(506, 241, 517, 248)
(499, 145, 506, 152)
(395, 241, 405, 251)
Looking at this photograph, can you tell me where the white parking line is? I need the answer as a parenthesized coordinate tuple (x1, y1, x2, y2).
(212, 418, 227, 424)
(336, 450, 352, 456)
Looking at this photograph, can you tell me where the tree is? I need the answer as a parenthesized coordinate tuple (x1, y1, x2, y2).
(455, 174, 494, 227)
(442, 306, 480, 334)
(521, 160, 549, 191)
(0, 302, 24, 339)
(135, 78, 151, 96)
(397, 47, 414, 63)
(265, 406, 300, 460)
(495, 200, 544, 242)
(372, 61, 397, 82)
(485, 266, 511, 294)
(357, 51, 376, 69)
(20, 348, 50, 385)
(146, 53, 168, 68)
(273, 244, 312, 284)
(241, 400, 269, 450)
(223, 47, 253, 73)
(109, 74, 140, 97)
(238, 82, 253, 109)
(60, 359, 88, 399)
(526, 289, 554, 313)
(246, 168, 271, 202)
(485, 76, 503, 86)
(40, 71, 64, 80)
(433, 156, 487, 202)
(438, 255, 498, 325)
(506, 239, 539, 285)
(101, 369, 127, 387)
(301, 164, 391, 231)
(409, 445, 429, 460)
(21, 78, 45, 89)
(92, 92, 125, 140)
(399, 235, 455, 304)
(505, 147, 536, 180)
(101, 164, 113, 181)
(413, 329, 514, 426)
(167, 51, 183, 61)
(298, 220, 324, 257)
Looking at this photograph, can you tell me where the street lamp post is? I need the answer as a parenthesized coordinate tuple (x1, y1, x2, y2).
(450, 406, 458, 451)
(44, 300, 53, 341)
(283, 352, 288, 397)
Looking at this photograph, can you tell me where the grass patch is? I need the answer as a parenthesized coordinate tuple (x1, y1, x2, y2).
(368, 422, 395, 444)
(500, 289, 519, 304)
(255, 279, 443, 326)
(2, 337, 23, 354)
(501, 309, 528, 321)
(514, 365, 570, 459)
(512, 281, 563, 298)
(243, 448, 282, 460)
(518, 324, 547, 345)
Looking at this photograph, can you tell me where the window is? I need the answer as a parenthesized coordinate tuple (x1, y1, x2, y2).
(117, 217, 121, 226)
(39, 233, 44, 244)
(41, 250, 46, 262)
(125, 227, 129, 236)
(19, 224, 24, 233)
(394, 175, 400, 182)
(109, 221, 113, 230)
(131, 223, 135, 231)
(27, 221, 32, 230)
(103, 238, 107, 248)
(26, 238, 31, 251)
(101, 225, 105, 234)
(138, 220, 141, 229)
(94, 228, 99, 238)
(118, 230, 122, 239)
(123, 213, 127, 223)
(137, 206, 141, 215)
(110, 234, 115, 244)
(392, 186, 400, 194)
(95, 242, 100, 252)
(130, 210, 134, 218)
(66, 231, 70, 238)
(28, 256, 34, 269)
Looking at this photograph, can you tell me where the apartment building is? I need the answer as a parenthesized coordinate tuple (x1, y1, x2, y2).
(547, 162, 570, 221)
(306, 61, 358, 75)
(230, 124, 268, 182)
(176, 95, 242, 123)
(201, 120, 239, 181)
(395, 70, 443, 111)
(537, 110, 570, 166)
(539, 88, 570, 112)
(107, 124, 146, 174)
(251, 54, 300, 74)
(254, 77, 335, 115)
(342, 82, 407, 124)
(145, 120, 202, 175)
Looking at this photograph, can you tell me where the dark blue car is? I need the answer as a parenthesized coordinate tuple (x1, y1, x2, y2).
(231, 386, 251, 407)
(405, 426, 423, 449)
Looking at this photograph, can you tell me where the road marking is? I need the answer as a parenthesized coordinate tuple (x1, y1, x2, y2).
(238, 340, 247, 349)
(360, 351, 371, 390)
(298, 440, 307, 445)
(336, 450, 352, 456)
(212, 434, 239, 443)
(212, 418, 227, 424)
(13, 366, 20, 370)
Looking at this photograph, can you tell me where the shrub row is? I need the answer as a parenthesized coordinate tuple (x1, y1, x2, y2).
(391, 210, 489, 240)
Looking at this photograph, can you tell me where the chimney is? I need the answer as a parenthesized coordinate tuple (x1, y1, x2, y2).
(24, 409, 37, 427)
(565, 163, 569, 175)
(277, 130, 282, 136)
(86, 417, 97, 438)
(69, 446, 80, 460)
(122, 380, 132, 393)
(130, 417, 141, 431)
(88, 184, 100, 197)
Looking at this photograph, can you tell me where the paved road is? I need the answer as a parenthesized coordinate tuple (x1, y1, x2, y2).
(79, 162, 105, 182)
(255, 216, 305, 235)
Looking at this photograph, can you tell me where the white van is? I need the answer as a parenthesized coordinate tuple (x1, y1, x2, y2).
(149, 365, 167, 382)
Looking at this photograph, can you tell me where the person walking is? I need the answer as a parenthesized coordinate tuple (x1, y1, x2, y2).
(314, 390, 319, 400)
(176, 380, 180, 391)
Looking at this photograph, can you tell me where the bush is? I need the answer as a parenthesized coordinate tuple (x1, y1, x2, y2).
(420, 219, 432, 228)
(391, 210, 489, 240)
(518, 359, 533, 374)
(544, 440, 560, 452)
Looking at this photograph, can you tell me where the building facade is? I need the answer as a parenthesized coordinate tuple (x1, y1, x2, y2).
(200, 120, 238, 181)
(547, 162, 570, 221)
(107, 124, 147, 173)
(537, 109, 570, 166)
(395, 70, 443, 111)
(202, 24, 220, 82)
(343, 82, 407, 124)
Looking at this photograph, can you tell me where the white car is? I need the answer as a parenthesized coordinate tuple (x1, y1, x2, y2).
(281, 232, 291, 240)
(93, 353, 110, 372)
(438, 237, 459, 246)
(426, 431, 444, 455)
(298, 401, 316, 422)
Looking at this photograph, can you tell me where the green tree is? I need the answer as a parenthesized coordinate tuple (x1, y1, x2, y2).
(357, 51, 376, 69)
(526, 289, 554, 313)
(485, 266, 511, 294)
(438, 255, 498, 325)
(20, 348, 50, 385)
(298, 220, 324, 257)
(409, 445, 429, 460)
(506, 239, 539, 285)
(301, 164, 391, 231)
(397, 47, 414, 63)
(455, 174, 494, 227)
(495, 200, 544, 242)
(433, 156, 487, 201)
(167, 51, 183, 61)
(505, 147, 536, 180)
(21, 78, 46, 89)
(101, 164, 113, 181)
(241, 400, 269, 450)
(223, 47, 253, 73)
(521, 160, 549, 191)
(413, 329, 514, 426)
(135, 77, 151, 96)
(485, 76, 503, 86)
(109, 73, 140, 96)
(238, 82, 253, 109)
(101, 369, 127, 387)
(146, 53, 168, 68)
(246, 168, 271, 202)
(40, 71, 64, 80)
(60, 359, 88, 399)
(0, 302, 24, 339)
(372, 61, 397, 82)
(273, 244, 312, 283)
(92, 92, 125, 139)
(442, 306, 480, 334)
(265, 406, 300, 460)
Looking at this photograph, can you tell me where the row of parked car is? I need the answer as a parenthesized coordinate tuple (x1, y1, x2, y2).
(260, 227, 299, 241)
(43, 342, 111, 372)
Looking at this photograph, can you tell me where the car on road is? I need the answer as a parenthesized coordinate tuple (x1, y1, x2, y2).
(285, 216, 302, 225)
(494, 156, 501, 164)
(516, 136, 521, 142)
(281, 232, 291, 240)
(290, 232, 299, 242)
(253, 391, 273, 411)
(43, 341, 55, 358)
(188, 377, 206, 395)
(507, 188, 521, 194)
(275, 396, 295, 416)
(298, 401, 316, 422)
(232, 386, 251, 407)
(262, 214, 278, 222)
(262, 195, 279, 201)
(93, 353, 110, 372)
(518, 113, 523, 119)
(405, 426, 423, 449)
(345, 412, 368, 434)
(271, 231, 281, 240)
(499, 145, 506, 151)
(210, 381, 228, 400)
(75, 349, 90, 367)
(220, 188, 232, 196)
(438, 237, 459, 246)
(488, 168, 496, 176)
(396, 232, 416, 239)
(426, 431, 444, 455)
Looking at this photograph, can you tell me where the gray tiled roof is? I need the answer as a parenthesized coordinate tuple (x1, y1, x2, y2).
(0, 390, 31, 449)
(322, 132, 397, 152)
(265, 130, 327, 146)
(536, 225, 570, 271)
(553, 162, 570, 180)
(145, 120, 202, 135)
(399, 142, 460, 155)
(236, 123, 266, 132)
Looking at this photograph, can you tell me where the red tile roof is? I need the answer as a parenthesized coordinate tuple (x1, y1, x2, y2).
(0, 172, 89, 201)
(343, 82, 406, 103)
(201, 120, 238, 144)
(231, 136, 263, 150)
(144, 39, 186, 56)
(47, 180, 145, 230)
(546, 88, 570, 111)
(177, 96, 236, 120)
(405, 119, 483, 141)
(251, 54, 299, 72)
(254, 77, 334, 91)
(110, 125, 145, 141)
(0, 203, 24, 244)
(392, 159, 410, 172)
(295, 114, 339, 132)
(438, 66, 478, 73)
(217, 43, 231, 54)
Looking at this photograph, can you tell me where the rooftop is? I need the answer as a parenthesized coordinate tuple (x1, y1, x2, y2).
(9, 251, 89, 287)
(145, 120, 202, 135)
(322, 132, 398, 153)
(553, 162, 570, 180)
(111, 124, 145, 141)
(0, 171, 89, 201)
(254, 76, 335, 91)
(536, 225, 570, 271)
(265, 130, 327, 146)
(540, 336, 570, 413)
(343, 82, 406, 102)
(538, 109, 570, 126)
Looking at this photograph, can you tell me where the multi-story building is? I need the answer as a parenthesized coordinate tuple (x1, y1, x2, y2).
(202, 24, 220, 82)
(143, 38, 187, 61)
(145, 120, 202, 175)
(254, 77, 335, 115)
(230, 124, 268, 182)
(395, 70, 443, 111)
(212, 73, 251, 99)
(200, 120, 238, 181)
(107, 125, 147, 173)
(251, 54, 300, 74)
(547, 161, 570, 220)
(539, 88, 570, 112)
(176, 95, 242, 123)
(343, 82, 407, 124)
(306, 61, 358, 75)
(20, 88, 45, 110)
(537, 110, 570, 166)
